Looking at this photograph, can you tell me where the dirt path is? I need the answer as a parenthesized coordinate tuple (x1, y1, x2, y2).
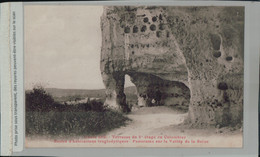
(106, 106, 187, 136)
(26, 106, 242, 148)
(103, 106, 242, 147)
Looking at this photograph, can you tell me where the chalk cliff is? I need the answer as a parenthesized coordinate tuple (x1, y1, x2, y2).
(100, 6, 244, 128)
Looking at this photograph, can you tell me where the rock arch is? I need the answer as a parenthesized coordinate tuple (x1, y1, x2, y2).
(100, 6, 244, 128)
(127, 72, 190, 108)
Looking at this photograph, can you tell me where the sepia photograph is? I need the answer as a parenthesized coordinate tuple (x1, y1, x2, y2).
(24, 5, 244, 147)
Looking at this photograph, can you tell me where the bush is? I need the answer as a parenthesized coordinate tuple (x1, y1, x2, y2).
(26, 86, 56, 112)
(25, 86, 130, 137)
(26, 86, 106, 112)
(26, 110, 130, 137)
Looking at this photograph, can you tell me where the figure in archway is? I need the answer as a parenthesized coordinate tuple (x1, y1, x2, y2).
(155, 88, 162, 106)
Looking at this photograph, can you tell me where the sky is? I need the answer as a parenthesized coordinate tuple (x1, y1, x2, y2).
(24, 5, 133, 90)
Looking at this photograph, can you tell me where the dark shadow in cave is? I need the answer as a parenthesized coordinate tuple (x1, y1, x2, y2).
(124, 72, 191, 113)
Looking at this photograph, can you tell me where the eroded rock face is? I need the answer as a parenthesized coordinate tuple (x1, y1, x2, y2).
(100, 6, 244, 128)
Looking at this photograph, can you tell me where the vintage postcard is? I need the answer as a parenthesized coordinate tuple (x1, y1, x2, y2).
(1, 1, 260, 156)
(23, 5, 245, 148)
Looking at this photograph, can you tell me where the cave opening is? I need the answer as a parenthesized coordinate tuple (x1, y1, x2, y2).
(124, 73, 190, 113)
(124, 74, 138, 109)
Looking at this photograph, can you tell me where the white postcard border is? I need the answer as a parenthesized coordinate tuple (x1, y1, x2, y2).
(1, 1, 257, 156)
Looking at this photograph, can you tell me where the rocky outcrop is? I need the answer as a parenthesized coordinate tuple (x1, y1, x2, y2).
(100, 6, 244, 128)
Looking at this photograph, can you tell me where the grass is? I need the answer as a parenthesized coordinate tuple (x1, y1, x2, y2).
(26, 86, 130, 138)
(26, 110, 130, 138)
